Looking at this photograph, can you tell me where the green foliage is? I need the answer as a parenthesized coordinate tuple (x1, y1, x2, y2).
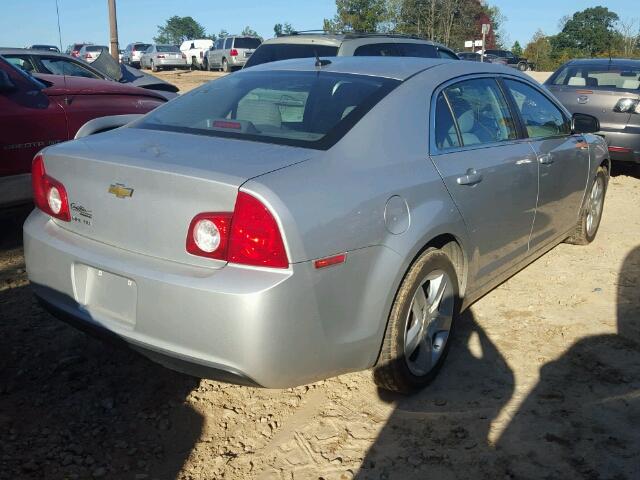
(324, 0, 388, 32)
(154, 16, 207, 45)
(551, 6, 620, 56)
(241, 26, 261, 40)
(274, 22, 295, 36)
(219, 29, 229, 39)
(511, 40, 523, 57)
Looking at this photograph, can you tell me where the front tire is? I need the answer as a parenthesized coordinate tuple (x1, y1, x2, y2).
(373, 248, 460, 394)
(565, 166, 608, 245)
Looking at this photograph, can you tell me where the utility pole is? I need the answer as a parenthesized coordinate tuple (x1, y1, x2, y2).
(108, 0, 119, 61)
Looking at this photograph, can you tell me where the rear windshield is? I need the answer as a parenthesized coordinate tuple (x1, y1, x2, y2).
(550, 63, 640, 91)
(157, 45, 180, 53)
(135, 70, 399, 150)
(86, 46, 107, 52)
(133, 44, 151, 51)
(244, 44, 339, 68)
(234, 37, 261, 49)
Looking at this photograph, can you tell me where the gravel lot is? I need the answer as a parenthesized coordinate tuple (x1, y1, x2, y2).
(1, 68, 638, 480)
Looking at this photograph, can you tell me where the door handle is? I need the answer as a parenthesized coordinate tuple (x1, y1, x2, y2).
(457, 169, 483, 186)
(538, 153, 554, 165)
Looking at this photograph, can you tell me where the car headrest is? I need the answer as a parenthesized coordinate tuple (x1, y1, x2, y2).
(622, 79, 640, 90)
(585, 77, 599, 87)
(236, 100, 282, 128)
(568, 77, 586, 87)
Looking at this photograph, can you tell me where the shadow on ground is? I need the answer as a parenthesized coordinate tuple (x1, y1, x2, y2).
(0, 210, 203, 479)
(357, 246, 640, 479)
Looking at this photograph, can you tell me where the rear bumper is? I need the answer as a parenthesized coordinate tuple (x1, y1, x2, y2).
(157, 58, 187, 68)
(599, 128, 640, 163)
(24, 211, 396, 388)
(0, 173, 32, 208)
(229, 56, 248, 67)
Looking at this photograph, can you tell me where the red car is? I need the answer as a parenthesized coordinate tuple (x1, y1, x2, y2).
(0, 56, 166, 208)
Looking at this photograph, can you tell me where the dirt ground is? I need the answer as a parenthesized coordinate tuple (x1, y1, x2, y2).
(1, 69, 639, 480)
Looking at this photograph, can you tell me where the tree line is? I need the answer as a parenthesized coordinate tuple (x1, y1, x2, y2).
(153, 16, 261, 44)
(522, 7, 640, 71)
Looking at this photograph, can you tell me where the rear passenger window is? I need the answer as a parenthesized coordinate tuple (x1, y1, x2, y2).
(442, 78, 517, 147)
(434, 94, 460, 150)
(399, 43, 437, 58)
(354, 43, 402, 57)
(437, 49, 459, 60)
(503, 79, 570, 138)
(224, 38, 233, 49)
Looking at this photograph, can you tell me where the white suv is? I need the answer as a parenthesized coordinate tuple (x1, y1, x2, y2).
(180, 39, 214, 70)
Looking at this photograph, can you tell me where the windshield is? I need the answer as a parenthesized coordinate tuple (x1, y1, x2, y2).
(156, 45, 180, 53)
(234, 37, 262, 49)
(550, 63, 640, 91)
(135, 70, 398, 150)
(86, 46, 107, 52)
(244, 44, 339, 68)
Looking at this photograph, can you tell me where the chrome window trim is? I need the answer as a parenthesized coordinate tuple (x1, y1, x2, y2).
(429, 73, 574, 156)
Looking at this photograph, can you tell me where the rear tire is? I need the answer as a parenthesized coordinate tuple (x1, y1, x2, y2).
(203, 57, 209, 71)
(373, 248, 460, 394)
(222, 58, 230, 73)
(151, 60, 158, 72)
(565, 166, 608, 245)
(518, 62, 528, 71)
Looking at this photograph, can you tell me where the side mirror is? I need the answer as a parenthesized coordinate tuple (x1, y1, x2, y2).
(572, 113, 600, 134)
(0, 70, 16, 93)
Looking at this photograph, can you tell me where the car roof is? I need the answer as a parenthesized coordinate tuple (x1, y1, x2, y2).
(263, 32, 449, 48)
(0, 47, 70, 58)
(242, 55, 518, 81)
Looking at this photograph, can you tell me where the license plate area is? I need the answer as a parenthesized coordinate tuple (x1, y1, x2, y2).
(72, 264, 137, 327)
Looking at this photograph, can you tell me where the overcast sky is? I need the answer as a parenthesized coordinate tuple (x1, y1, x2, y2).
(0, 0, 636, 50)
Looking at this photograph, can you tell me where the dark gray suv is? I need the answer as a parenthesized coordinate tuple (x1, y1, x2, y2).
(546, 59, 640, 164)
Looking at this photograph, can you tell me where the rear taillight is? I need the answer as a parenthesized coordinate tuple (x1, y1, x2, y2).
(230, 49, 238, 57)
(32, 154, 70, 222)
(186, 192, 289, 268)
(614, 98, 640, 114)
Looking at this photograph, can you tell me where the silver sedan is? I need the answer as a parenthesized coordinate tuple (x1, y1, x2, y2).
(24, 57, 609, 393)
(139, 44, 187, 72)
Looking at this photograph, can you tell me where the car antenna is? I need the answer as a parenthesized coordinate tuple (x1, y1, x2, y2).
(54, 0, 67, 89)
(314, 49, 331, 67)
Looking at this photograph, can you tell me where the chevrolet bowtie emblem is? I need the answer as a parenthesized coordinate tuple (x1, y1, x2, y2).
(108, 183, 134, 199)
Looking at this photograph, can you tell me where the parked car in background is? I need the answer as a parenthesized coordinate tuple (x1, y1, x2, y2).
(67, 42, 91, 58)
(27, 44, 60, 52)
(122, 42, 152, 68)
(140, 44, 187, 72)
(23, 56, 607, 394)
(78, 45, 108, 63)
(484, 49, 533, 71)
(180, 39, 213, 70)
(457, 51, 507, 65)
(0, 55, 166, 208)
(0, 48, 179, 99)
(244, 32, 459, 69)
(545, 58, 640, 165)
(204, 36, 262, 72)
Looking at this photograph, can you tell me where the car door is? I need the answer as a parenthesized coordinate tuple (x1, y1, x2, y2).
(502, 78, 590, 250)
(429, 77, 538, 286)
(0, 59, 67, 179)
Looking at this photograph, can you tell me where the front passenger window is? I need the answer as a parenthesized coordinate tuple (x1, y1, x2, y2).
(503, 79, 570, 138)
(443, 78, 517, 147)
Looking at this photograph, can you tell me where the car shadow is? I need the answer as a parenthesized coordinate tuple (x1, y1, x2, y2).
(0, 212, 203, 479)
(356, 308, 515, 479)
(356, 246, 640, 479)
(611, 161, 640, 180)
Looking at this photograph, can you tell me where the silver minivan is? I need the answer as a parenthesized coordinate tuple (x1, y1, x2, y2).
(204, 36, 262, 72)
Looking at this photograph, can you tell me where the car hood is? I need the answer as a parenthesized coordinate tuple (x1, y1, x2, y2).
(91, 51, 180, 94)
(35, 73, 167, 101)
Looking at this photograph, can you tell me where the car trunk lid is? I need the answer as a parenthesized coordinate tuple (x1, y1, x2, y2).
(43, 128, 315, 268)
(547, 85, 638, 130)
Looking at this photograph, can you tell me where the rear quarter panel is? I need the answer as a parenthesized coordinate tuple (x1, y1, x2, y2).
(243, 68, 471, 365)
